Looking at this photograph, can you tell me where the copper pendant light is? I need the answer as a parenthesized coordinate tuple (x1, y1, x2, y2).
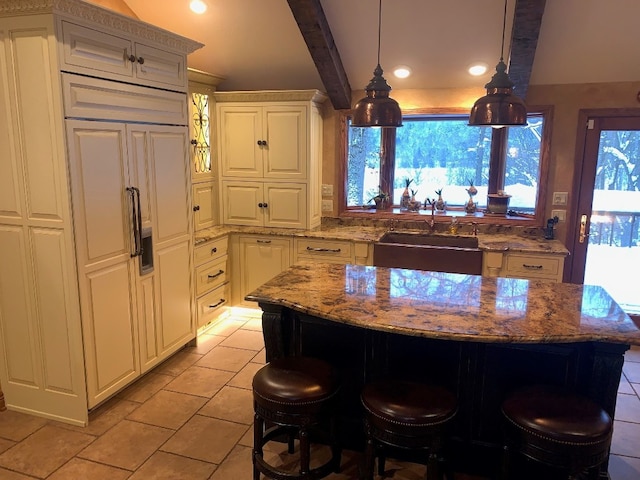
(351, 0, 402, 128)
(468, 0, 527, 127)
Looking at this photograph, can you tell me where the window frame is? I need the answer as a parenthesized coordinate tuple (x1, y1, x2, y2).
(338, 106, 553, 227)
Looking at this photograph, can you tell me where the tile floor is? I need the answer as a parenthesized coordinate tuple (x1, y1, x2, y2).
(0, 311, 640, 479)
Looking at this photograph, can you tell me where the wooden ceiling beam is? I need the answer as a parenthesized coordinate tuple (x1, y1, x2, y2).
(508, 0, 547, 99)
(287, 0, 352, 110)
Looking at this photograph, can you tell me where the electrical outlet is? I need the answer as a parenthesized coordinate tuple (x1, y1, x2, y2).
(322, 199, 333, 212)
(321, 184, 333, 197)
(552, 192, 568, 206)
(551, 209, 566, 222)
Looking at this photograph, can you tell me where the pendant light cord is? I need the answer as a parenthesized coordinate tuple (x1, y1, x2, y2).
(500, 0, 507, 61)
(377, 0, 382, 66)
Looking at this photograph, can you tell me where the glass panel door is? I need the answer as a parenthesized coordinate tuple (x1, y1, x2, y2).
(582, 127, 640, 315)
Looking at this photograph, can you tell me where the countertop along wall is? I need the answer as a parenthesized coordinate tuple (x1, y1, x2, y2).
(320, 81, 640, 249)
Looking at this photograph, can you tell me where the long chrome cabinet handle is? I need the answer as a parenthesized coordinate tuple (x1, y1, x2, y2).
(306, 246, 341, 253)
(126, 187, 139, 257)
(126, 186, 143, 257)
(132, 187, 143, 257)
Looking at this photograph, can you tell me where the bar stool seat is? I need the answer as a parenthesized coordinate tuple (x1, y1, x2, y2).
(361, 379, 457, 480)
(501, 384, 613, 480)
(252, 356, 341, 480)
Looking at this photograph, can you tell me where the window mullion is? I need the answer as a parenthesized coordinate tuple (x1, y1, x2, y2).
(489, 127, 508, 193)
(379, 128, 396, 204)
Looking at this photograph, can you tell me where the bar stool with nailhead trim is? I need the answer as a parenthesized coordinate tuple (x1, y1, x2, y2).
(360, 379, 457, 480)
(501, 384, 613, 480)
(252, 356, 341, 480)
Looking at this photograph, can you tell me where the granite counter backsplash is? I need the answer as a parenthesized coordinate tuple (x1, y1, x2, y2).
(195, 217, 569, 255)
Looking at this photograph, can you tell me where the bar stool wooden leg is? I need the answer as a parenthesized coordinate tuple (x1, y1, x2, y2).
(0, 383, 5, 412)
(253, 412, 263, 480)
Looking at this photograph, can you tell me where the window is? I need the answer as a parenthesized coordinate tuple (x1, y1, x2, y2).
(343, 108, 550, 223)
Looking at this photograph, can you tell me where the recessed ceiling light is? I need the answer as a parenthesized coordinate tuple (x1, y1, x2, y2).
(393, 66, 412, 79)
(190, 0, 207, 14)
(468, 63, 488, 76)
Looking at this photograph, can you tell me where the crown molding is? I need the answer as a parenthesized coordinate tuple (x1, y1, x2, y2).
(214, 90, 328, 104)
(0, 0, 203, 54)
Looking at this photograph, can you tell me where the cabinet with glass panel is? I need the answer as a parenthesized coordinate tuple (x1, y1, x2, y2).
(188, 69, 225, 232)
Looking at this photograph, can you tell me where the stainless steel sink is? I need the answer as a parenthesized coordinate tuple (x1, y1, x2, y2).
(377, 231, 479, 248)
(374, 231, 483, 275)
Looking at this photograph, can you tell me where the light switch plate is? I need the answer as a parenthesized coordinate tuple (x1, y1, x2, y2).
(552, 192, 568, 205)
(551, 209, 566, 222)
(321, 184, 333, 197)
(322, 199, 333, 212)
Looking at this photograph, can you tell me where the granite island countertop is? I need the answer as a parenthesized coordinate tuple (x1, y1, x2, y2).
(195, 225, 569, 255)
(245, 262, 640, 345)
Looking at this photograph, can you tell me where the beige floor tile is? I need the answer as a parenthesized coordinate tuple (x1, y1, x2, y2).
(633, 383, 640, 397)
(242, 318, 263, 332)
(0, 410, 48, 442)
(619, 375, 635, 394)
(184, 333, 225, 355)
(0, 424, 95, 478)
(47, 458, 131, 480)
(199, 386, 254, 424)
(128, 451, 216, 480)
(0, 467, 37, 479)
(227, 362, 263, 390)
(203, 319, 244, 337)
(0, 438, 15, 455)
(78, 419, 173, 471)
(55, 397, 140, 436)
(623, 362, 640, 383)
(126, 390, 207, 430)
(153, 350, 203, 377)
(164, 366, 233, 398)
(612, 420, 640, 457)
(615, 393, 640, 423)
(251, 348, 266, 364)
(116, 372, 174, 403)
(238, 425, 254, 448)
(625, 346, 640, 363)
(220, 329, 265, 351)
(208, 444, 254, 480)
(160, 415, 247, 464)
(196, 345, 256, 372)
(609, 454, 640, 480)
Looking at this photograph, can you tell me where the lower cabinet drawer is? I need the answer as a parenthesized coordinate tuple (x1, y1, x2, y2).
(195, 258, 228, 296)
(194, 236, 228, 266)
(197, 283, 230, 328)
(295, 238, 353, 263)
(504, 254, 562, 278)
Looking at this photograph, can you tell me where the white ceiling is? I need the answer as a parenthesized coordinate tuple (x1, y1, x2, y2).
(122, 0, 640, 94)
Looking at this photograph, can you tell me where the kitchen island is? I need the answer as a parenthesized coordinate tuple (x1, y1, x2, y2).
(246, 262, 640, 479)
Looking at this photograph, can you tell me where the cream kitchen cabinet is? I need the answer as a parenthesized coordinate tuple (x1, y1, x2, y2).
(188, 69, 224, 232)
(0, 0, 200, 425)
(483, 251, 565, 282)
(294, 238, 373, 265)
(193, 182, 216, 231)
(194, 237, 230, 329)
(231, 235, 292, 306)
(60, 20, 187, 91)
(222, 181, 307, 228)
(216, 91, 327, 230)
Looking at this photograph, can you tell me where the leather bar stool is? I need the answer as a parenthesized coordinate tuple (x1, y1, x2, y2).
(252, 356, 341, 480)
(501, 384, 613, 480)
(360, 379, 457, 480)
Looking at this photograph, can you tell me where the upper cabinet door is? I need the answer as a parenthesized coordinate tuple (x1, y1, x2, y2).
(134, 43, 186, 89)
(218, 106, 263, 178)
(263, 106, 307, 180)
(60, 21, 187, 91)
(61, 21, 134, 79)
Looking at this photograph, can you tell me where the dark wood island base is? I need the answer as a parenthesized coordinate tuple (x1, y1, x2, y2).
(248, 263, 640, 479)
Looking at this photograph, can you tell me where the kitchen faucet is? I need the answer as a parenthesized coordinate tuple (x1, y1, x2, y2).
(424, 199, 436, 231)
